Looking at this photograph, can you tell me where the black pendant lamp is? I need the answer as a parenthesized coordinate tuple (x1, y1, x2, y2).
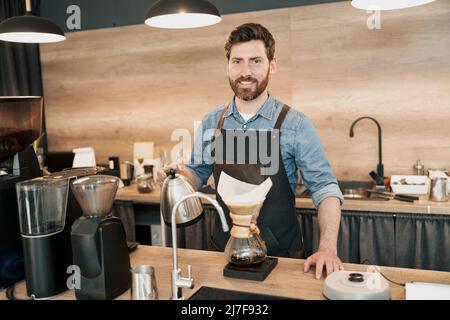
(145, 0, 221, 29)
(0, 0, 65, 43)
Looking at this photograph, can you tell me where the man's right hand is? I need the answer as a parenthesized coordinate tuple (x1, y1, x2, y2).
(155, 163, 201, 191)
(155, 162, 180, 186)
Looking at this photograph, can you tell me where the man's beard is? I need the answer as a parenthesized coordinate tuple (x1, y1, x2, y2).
(229, 69, 270, 101)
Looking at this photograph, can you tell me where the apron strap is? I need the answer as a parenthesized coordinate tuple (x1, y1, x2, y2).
(274, 104, 290, 130)
(217, 103, 290, 130)
(216, 104, 229, 130)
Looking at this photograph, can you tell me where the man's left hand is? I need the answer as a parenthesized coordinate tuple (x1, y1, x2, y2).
(303, 247, 344, 280)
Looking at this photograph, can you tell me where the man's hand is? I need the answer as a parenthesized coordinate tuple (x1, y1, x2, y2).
(154, 162, 180, 186)
(303, 247, 344, 280)
(154, 162, 201, 190)
(305, 197, 343, 280)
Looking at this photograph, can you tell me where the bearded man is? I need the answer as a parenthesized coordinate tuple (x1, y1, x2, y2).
(157, 23, 344, 279)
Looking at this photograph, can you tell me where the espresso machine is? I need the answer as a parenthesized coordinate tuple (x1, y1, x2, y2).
(71, 175, 131, 300)
(0, 97, 42, 289)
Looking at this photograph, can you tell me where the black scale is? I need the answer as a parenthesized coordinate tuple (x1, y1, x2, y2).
(223, 257, 278, 281)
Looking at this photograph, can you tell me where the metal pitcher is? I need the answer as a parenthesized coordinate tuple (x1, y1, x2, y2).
(429, 177, 448, 202)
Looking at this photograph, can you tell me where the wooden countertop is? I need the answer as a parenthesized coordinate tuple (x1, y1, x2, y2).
(2, 245, 450, 300)
(116, 184, 450, 215)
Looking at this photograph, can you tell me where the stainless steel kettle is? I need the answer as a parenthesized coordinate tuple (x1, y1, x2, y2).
(160, 169, 203, 226)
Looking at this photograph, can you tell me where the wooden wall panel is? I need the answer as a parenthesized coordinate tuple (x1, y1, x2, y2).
(40, 1, 450, 180)
(290, 1, 450, 180)
(41, 8, 292, 166)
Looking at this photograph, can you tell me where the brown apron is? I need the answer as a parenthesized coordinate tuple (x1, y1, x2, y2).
(211, 104, 303, 257)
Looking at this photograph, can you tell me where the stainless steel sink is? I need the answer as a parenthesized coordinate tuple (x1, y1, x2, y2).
(297, 180, 373, 196)
(342, 187, 370, 199)
(188, 286, 298, 300)
(297, 180, 387, 201)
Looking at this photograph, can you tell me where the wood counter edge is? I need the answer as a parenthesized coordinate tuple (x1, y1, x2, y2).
(115, 185, 450, 215)
(2, 246, 450, 301)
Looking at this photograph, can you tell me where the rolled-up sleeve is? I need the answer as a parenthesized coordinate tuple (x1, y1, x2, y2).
(310, 183, 344, 208)
(294, 116, 344, 208)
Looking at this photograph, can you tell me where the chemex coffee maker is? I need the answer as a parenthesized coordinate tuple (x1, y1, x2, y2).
(224, 201, 267, 266)
(70, 175, 130, 300)
(218, 172, 277, 281)
(222, 199, 279, 281)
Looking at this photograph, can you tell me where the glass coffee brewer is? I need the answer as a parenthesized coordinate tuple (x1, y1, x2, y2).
(218, 172, 277, 281)
(70, 175, 131, 300)
(224, 201, 267, 266)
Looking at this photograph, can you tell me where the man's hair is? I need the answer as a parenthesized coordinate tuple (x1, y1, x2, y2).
(224, 23, 275, 61)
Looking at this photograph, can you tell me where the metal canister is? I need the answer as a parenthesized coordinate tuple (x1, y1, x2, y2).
(413, 160, 425, 175)
(130, 265, 158, 300)
(119, 161, 134, 186)
(429, 177, 448, 202)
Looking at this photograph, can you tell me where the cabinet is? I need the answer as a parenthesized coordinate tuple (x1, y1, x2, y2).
(298, 208, 450, 272)
(113, 201, 450, 272)
(112, 201, 162, 246)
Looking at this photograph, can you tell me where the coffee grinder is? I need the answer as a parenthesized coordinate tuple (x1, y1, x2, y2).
(70, 175, 130, 300)
(14, 167, 108, 299)
(15, 176, 71, 298)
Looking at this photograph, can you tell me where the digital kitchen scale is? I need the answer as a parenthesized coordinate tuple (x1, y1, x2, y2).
(223, 257, 278, 281)
(323, 270, 391, 300)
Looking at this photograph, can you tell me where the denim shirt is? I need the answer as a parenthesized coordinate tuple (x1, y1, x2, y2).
(186, 94, 344, 208)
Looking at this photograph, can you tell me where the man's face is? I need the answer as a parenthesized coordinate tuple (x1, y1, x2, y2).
(228, 40, 276, 101)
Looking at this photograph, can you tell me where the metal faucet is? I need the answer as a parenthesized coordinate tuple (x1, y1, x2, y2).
(170, 192, 229, 300)
(349, 116, 384, 179)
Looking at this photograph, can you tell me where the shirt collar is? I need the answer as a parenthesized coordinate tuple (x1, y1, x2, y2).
(225, 93, 277, 121)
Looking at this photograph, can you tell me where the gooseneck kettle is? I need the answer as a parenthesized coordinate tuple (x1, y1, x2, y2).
(160, 169, 203, 226)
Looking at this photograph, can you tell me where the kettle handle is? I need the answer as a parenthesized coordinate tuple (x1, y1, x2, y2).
(165, 168, 177, 178)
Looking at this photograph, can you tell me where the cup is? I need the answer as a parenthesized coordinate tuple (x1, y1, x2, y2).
(130, 265, 158, 300)
(136, 174, 154, 193)
(120, 161, 134, 186)
(429, 177, 448, 202)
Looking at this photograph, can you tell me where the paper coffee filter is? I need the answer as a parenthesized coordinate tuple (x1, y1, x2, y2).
(217, 171, 272, 205)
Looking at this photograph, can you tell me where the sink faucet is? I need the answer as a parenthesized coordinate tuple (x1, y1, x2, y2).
(349, 116, 384, 180)
(170, 192, 229, 300)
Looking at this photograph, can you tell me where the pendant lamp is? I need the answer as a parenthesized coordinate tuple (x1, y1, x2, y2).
(145, 0, 221, 29)
(351, 0, 436, 10)
(0, 0, 65, 43)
